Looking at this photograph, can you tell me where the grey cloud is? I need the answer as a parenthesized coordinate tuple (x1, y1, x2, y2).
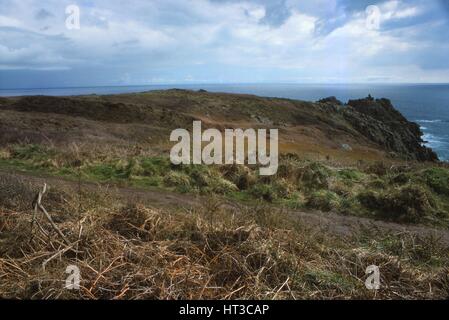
(259, 0, 291, 27)
(35, 8, 54, 20)
(1, 0, 449, 87)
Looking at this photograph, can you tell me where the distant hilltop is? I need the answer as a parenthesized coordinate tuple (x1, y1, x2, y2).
(0, 89, 438, 163)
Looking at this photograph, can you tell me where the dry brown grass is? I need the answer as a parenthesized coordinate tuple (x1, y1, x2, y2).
(0, 175, 448, 300)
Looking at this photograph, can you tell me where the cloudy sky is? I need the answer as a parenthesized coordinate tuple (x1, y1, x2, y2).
(1, 0, 449, 88)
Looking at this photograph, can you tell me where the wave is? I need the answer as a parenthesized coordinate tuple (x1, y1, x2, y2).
(422, 133, 449, 148)
(416, 119, 444, 123)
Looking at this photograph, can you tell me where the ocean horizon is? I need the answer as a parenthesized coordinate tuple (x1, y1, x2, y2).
(2, 83, 448, 161)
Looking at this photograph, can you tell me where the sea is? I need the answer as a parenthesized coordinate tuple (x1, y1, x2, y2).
(1, 83, 448, 161)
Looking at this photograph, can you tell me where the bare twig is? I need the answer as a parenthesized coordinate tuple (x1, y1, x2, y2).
(31, 183, 71, 246)
(42, 241, 79, 271)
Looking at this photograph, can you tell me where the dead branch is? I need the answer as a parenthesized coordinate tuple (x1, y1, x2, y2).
(31, 183, 71, 246)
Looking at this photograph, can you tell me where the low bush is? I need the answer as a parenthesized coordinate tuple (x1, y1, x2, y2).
(250, 184, 277, 202)
(358, 185, 434, 223)
(390, 173, 410, 185)
(11, 144, 53, 161)
(337, 168, 363, 182)
(220, 164, 256, 190)
(163, 171, 191, 189)
(306, 190, 340, 212)
(298, 162, 332, 190)
(364, 161, 388, 176)
(207, 176, 238, 194)
(422, 168, 449, 195)
(272, 178, 295, 199)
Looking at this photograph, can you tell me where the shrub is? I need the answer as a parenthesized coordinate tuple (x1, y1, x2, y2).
(422, 168, 449, 195)
(276, 158, 300, 179)
(250, 184, 277, 202)
(220, 165, 256, 190)
(357, 190, 381, 210)
(299, 162, 332, 190)
(11, 144, 53, 161)
(390, 173, 410, 185)
(365, 161, 388, 176)
(125, 159, 145, 178)
(236, 172, 257, 190)
(188, 166, 212, 188)
(163, 171, 191, 189)
(208, 177, 238, 194)
(358, 185, 434, 223)
(8, 144, 57, 169)
(328, 178, 352, 196)
(337, 168, 363, 182)
(306, 190, 340, 212)
(273, 179, 295, 199)
(139, 158, 157, 176)
(111, 160, 127, 177)
(368, 178, 387, 189)
(140, 157, 170, 176)
(388, 185, 434, 222)
(338, 196, 358, 215)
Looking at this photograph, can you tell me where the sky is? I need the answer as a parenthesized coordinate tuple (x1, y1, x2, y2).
(0, 0, 449, 88)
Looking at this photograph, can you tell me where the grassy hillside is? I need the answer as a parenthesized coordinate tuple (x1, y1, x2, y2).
(0, 90, 448, 299)
(0, 89, 437, 163)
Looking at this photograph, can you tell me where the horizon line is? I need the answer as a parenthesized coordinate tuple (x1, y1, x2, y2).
(2, 82, 449, 91)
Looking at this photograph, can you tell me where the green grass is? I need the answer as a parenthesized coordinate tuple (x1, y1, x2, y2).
(1, 143, 448, 227)
(306, 190, 341, 212)
(302, 269, 358, 292)
(337, 168, 365, 184)
(421, 167, 449, 195)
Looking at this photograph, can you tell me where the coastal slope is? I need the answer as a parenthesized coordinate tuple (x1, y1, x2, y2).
(0, 90, 438, 163)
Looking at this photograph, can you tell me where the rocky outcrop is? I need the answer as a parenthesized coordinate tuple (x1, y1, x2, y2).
(343, 97, 438, 161)
(318, 96, 343, 106)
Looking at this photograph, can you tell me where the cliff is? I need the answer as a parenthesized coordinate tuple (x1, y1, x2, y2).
(318, 95, 438, 161)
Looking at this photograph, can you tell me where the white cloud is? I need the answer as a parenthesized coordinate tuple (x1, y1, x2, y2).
(0, 15, 23, 28)
(380, 1, 422, 21)
(0, 0, 448, 83)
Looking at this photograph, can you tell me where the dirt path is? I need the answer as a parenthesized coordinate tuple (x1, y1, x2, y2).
(2, 168, 449, 245)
